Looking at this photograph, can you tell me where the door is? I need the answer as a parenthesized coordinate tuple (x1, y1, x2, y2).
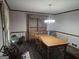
(27, 14, 47, 40)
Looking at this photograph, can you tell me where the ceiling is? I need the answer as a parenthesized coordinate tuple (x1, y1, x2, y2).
(6, 0, 79, 14)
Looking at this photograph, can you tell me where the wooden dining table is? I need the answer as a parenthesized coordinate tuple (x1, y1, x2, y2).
(31, 32, 68, 59)
(34, 34, 66, 46)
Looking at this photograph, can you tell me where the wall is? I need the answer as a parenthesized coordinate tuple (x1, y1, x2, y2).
(47, 10, 79, 35)
(9, 11, 26, 32)
(55, 11, 79, 35)
(47, 10, 79, 48)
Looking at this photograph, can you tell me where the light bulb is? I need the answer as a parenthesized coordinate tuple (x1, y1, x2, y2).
(44, 19, 55, 24)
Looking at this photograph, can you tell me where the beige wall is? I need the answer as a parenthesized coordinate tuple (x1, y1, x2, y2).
(10, 11, 26, 32)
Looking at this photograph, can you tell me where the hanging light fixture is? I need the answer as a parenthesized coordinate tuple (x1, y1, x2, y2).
(44, 15, 55, 24)
(44, 3, 56, 24)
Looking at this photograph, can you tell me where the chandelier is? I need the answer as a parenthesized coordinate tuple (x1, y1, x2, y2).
(44, 3, 56, 24)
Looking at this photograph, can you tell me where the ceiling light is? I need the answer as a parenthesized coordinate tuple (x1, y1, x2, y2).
(44, 15, 55, 24)
(44, 3, 56, 24)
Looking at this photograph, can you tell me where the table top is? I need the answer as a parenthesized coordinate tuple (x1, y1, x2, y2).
(32, 33, 67, 47)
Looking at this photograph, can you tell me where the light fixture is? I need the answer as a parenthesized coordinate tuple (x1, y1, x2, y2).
(44, 3, 56, 24)
(44, 15, 55, 24)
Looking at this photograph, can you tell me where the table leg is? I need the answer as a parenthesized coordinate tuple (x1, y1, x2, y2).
(47, 47, 50, 59)
(64, 45, 67, 59)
